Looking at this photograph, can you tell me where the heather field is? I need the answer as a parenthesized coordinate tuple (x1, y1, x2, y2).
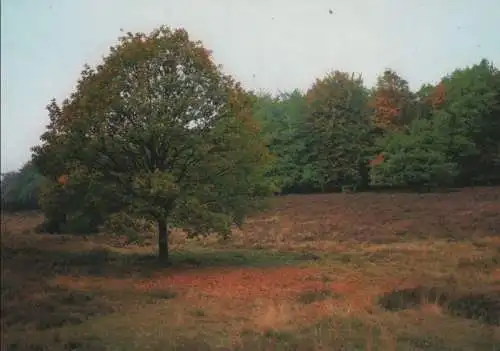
(2, 4, 500, 351)
(2, 187, 499, 350)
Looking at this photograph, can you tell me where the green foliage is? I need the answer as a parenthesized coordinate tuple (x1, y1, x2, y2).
(370, 69, 418, 131)
(253, 72, 375, 194)
(437, 59, 500, 185)
(301, 71, 374, 191)
(102, 211, 155, 244)
(1, 162, 43, 211)
(251, 90, 309, 192)
(370, 59, 500, 189)
(32, 26, 273, 262)
(370, 119, 459, 189)
(249, 59, 498, 194)
(35, 167, 122, 234)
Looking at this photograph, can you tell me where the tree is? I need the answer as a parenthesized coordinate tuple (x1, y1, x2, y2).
(301, 71, 374, 191)
(32, 26, 273, 264)
(430, 82, 446, 110)
(370, 69, 416, 132)
(1, 162, 43, 211)
(414, 82, 446, 121)
(436, 59, 500, 185)
(36, 166, 123, 234)
(252, 89, 309, 193)
(370, 118, 460, 190)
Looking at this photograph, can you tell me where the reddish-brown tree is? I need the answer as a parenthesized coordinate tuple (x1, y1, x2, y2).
(370, 69, 415, 131)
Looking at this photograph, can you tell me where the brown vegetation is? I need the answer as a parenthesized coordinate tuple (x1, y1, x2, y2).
(1, 187, 500, 350)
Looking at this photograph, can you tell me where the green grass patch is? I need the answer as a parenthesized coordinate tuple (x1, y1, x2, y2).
(171, 248, 320, 268)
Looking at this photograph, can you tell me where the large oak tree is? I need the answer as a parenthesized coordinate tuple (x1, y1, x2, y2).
(32, 26, 273, 263)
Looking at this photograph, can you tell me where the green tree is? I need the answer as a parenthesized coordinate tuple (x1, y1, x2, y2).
(252, 89, 309, 193)
(437, 59, 500, 185)
(370, 118, 460, 190)
(301, 71, 374, 192)
(32, 26, 273, 264)
(36, 166, 123, 234)
(1, 162, 43, 211)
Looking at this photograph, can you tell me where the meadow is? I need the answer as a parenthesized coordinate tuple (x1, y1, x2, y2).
(1, 187, 499, 350)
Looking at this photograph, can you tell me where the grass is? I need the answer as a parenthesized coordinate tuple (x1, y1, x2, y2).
(1, 187, 500, 350)
(172, 248, 320, 267)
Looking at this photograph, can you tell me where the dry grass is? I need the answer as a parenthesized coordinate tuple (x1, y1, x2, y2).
(1, 187, 500, 350)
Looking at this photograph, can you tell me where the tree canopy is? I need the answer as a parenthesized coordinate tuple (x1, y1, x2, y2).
(250, 60, 499, 192)
(301, 71, 373, 192)
(31, 26, 273, 263)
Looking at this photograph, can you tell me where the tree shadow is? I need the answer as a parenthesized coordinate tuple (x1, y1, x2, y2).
(2, 243, 319, 335)
(1, 244, 319, 280)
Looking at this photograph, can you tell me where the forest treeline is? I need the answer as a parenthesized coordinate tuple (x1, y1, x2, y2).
(2, 57, 500, 211)
(251, 60, 500, 193)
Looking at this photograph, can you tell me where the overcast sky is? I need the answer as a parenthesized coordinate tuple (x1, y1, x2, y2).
(1, 0, 499, 173)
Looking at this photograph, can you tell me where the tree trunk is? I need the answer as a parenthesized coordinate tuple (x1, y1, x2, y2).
(158, 219, 169, 265)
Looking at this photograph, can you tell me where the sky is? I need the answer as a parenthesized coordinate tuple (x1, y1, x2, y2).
(1, 0, 499, 173)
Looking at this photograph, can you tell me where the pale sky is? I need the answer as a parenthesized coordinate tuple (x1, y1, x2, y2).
(1, 0, 499, 173)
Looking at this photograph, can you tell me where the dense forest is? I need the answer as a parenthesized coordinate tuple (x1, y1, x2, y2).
(3, 58, 499, 212)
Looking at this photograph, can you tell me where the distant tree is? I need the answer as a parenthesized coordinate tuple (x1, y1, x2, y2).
(370, 69, 416, 132)
(430, 82, 446, 110)
(240, 61, 499, 194)
(252, 89, 309, 193)
(370, 118, 460, 190)
(1, 162, 43, 211)
(414, 82, 447, 121)
(370, 59, 500, 190)
(32, 26, 273, 264)
(436, 59, 500, 185)
(302, 71, 374, 191)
